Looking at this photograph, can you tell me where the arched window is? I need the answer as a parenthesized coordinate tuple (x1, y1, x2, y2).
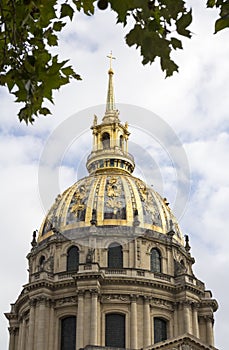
(39, 255, 45, 271)
(108, 243, 123, 268)
(39, 255, 45, 266)
(102, 132, 110, 149)
(61, 316, 76, 350)
(154, 317, 167, 343)
(105, 313, 125, 348)
(150, 248, 161, 273)
(67, 246, 79, 272)
(120, 135, 123, 148)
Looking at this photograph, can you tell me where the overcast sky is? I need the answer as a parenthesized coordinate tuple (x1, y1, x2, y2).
(0, 1, 229, 349)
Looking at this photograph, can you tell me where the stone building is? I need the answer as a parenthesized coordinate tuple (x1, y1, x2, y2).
(5, 62, 218, 350)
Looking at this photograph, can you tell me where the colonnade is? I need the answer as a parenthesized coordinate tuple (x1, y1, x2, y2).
(7, 294, 215, 350)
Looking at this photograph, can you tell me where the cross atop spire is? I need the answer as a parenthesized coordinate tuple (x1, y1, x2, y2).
(107, 51, 116, 71)
(106, 51, 116, 112)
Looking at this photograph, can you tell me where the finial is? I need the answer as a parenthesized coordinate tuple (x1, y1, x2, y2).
(185, 234, 191, 253)
(107, 51, 116, 71)
(31, 230, 37, 247)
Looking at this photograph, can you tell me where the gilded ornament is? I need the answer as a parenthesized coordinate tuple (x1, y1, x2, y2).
(106, 176, 122, 197)
(106, 198, 122, 214)
(71, 185, 86, 214)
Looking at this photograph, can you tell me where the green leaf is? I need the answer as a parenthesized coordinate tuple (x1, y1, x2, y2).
(60, 4, 74, 20)
(125, 25, 143, 48)
(39, 107, 51, 115)
(176, 10, 192, 37)
(19, 107, 34, 124)
(15, 88, 28, 103)
(206, 0, 216, 7)
(72, 73, 82, 80)
(109, 0, 133, 24)
(148, 19, 161, 32)
(47, 34, 58, 46)
(215, 16, 229, 33)
(61, 66, 76, 76)
(220, 2, 229, 17)
(73, 0, 95, 15)
(160, 57, 179, 77)
(171, 37, 183, 50)
(161, 0, 187, 19)
(53, 21, 66, 31)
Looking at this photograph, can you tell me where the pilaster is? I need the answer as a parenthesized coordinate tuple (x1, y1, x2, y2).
(130, 295, 138, 349)
(143, 297, 151, 348)
(76, 291, 84, 350)
(192, 303, 200, 338)
(27, 299, 36, 350)
(90, 291, 98, 345)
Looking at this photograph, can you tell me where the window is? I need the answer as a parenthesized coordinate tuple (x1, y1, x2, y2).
(120, 135, 123, 148)
(154, 318, 167, 343)
(67, 246, 79, 272)
(150, 248, 161, 273)
(108, 243, 123, 268)
(105, 313, 125, 348)
(61, 316, 76, 350)
(102, 132, 110, 149)
(39, 255, 45, 266)
(39, 255, 45, 271)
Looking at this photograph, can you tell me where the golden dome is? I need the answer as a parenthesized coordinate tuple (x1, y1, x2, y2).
(38, 60, 183, 245)
(38, 173, 183, 244)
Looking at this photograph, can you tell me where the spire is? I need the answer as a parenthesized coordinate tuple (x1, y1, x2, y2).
(86, 55, 135, 175)
(106, 51, 116, 112)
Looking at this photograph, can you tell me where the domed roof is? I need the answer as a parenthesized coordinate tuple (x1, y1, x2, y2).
(38, 173, 183, 244)
(38, 63, 183, 245)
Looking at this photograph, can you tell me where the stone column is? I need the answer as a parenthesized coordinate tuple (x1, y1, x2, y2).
(93, 132, 96, 151)
(36, 298, 48, 350)
(130, 296, 138, 349)
(173, 303, 179, 336)
(90, 291, 98, 345)
(17, 320, 22, 350)
(143, 297, 151, 347)
(48, 301, 55, 350)
(20, 318, 26, 350)
(206, 316, 214, 346)
(183, 302, 192, 334)
(76, 291, 84, 350)
(192, 303, 199, 338)
(28, 299, 36, 350)
(9, 327, 17, 350)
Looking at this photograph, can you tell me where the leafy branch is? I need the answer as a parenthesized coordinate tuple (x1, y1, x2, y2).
(0, 0, 228, 123)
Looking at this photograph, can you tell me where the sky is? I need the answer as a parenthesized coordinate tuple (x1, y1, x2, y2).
(0, 1, 229, 349)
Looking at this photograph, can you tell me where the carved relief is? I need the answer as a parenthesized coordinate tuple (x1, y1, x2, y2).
(102, 294, 129, 303)
(71, 185, 87, 214)
(107, 176, 122, 197)
(150, 298, 173, 310)
(86, 248, 95, 263)
(67, 178, 92, 223)
(135, 179, 161, 226)
(38, 255, 54, 273)
(104, 176, 126, 219)
(174, 259, 187, 276)
(58, 297, 76, 305)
